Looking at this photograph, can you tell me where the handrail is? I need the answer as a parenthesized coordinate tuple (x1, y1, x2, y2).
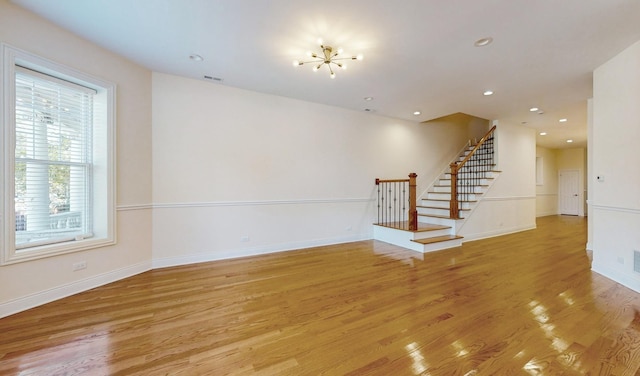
(375, 178, 409, 184)
(375, 173, 418, 231)
(449, 126, 497, 219)
(457, 125, 496, 169)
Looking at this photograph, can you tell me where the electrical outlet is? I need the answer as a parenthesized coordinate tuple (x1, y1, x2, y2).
(617, 257, 625, 265)
(240, 235, 250, 242)
(73, 261, 87, 271)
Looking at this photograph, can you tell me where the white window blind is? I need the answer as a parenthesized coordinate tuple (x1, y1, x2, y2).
(14, 66, 95, 250)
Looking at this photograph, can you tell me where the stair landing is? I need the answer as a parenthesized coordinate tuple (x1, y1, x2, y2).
(373, 221, 463, 253)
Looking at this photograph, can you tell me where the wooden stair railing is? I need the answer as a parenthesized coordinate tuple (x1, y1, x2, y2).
(449, 125, 497, 219)
(375, 173, 418, 231)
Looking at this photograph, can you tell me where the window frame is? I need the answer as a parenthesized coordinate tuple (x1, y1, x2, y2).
(1, 43, 116, 265)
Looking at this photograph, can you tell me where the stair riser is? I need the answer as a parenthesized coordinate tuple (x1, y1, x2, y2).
(432, 186, 484, 193)
(420, 200, 472, 209)
(448, 169, 496, 177)
(412, 228, 453, 239)
(427, 193, 478, 201)
(462, 148, 493, 155)
(417, 216, 459, 228)
(458, 158, 495, 168)
(438, 178, 492, 186)
(418, 207, 468, 218)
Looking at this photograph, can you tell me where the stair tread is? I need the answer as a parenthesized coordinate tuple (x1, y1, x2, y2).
(411, 235, 464, 245)
(434, 184, 489, 187)
(373, 221, 451, 233)
(418, 205, 470, 211)
(428, 191, 483, 195)
(418, 213, 460, 219)
(421, 199, 477, 203)
(441, 177, 496, 180)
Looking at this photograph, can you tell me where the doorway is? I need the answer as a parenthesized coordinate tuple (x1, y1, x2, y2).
(558, 169, 580, 216)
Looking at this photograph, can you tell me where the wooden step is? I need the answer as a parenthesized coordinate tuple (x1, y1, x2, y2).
(421, 198, 477, 203)
(418, 205, 470, 211)
(440, 177, 494, 181)
(418, 213, 456, 220)
(373, 221, 450, 233)
(434, 184, 489, 188)
(411, 234, 463, 245)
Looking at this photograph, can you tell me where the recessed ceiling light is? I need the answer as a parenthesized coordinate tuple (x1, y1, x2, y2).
(189, 54, 204, 62)
(474, 37, 493, 47)
(483, 90, 494, 96)
(364, 97, 373, 101)
(559, 118, 568, 122)
(539, 132, 547, 136)
(537, 110, 544, 115)
(529, 107, 539, 112)
(521, 121, 528, 125)
(566, 139, 573, 143)
(413, 111, 421, 116)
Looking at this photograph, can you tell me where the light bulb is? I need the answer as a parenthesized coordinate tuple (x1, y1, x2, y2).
(337, 48, 344, 54)
(306, 51, 312, 57)
(317, 38, 323, 45)
(313, 66, 319, 72)
(292, 60, 300, 67)
(330, 72, 336, 79)
(356, 54, 364, 61)
(341, 64, 347, 70)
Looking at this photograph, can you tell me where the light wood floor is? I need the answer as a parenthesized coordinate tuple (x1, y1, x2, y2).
(2, 215, 640, 375)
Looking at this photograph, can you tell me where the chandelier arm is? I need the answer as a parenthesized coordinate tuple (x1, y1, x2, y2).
(331, 56, 358, 61)
(297, 58, 325, 65)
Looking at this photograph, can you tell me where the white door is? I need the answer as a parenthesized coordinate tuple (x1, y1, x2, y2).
(558, 170, 580, 216)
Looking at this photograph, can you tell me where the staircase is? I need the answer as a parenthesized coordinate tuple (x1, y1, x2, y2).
(373, 126, 498, 253)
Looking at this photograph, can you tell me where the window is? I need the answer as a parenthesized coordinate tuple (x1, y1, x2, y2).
(1, 44, 115, 264)
(536, 156, 544, 186)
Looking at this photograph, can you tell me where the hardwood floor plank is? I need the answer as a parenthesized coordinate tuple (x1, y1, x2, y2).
(3, 215, 640, 374)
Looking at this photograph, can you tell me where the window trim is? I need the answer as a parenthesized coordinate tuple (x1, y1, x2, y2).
(1, 43, 116, 265)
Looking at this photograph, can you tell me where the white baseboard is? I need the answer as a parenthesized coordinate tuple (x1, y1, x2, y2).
(152, 233, 371, 269)
(0, 261, 151, 319)
(461, 223, 537, 243)
(592, 262, 640, 294)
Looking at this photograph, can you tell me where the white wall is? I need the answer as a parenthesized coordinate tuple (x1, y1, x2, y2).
(591, 39, 640, 292)
(0, 1, 539, 316)
(0, 1, 153, 317)
(536, 146, 559, 217)
(151, 72, 475, 267)
(458, 120, 537, 240)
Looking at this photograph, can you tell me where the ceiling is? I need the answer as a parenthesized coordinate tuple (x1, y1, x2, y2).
(12, 0, 640, 149)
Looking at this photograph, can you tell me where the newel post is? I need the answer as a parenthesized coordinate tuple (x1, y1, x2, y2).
(408, 173, 418, 231)
(449, 163, 459, 219)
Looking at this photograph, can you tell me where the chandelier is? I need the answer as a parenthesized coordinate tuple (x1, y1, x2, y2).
(293, 40, 363, 79)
